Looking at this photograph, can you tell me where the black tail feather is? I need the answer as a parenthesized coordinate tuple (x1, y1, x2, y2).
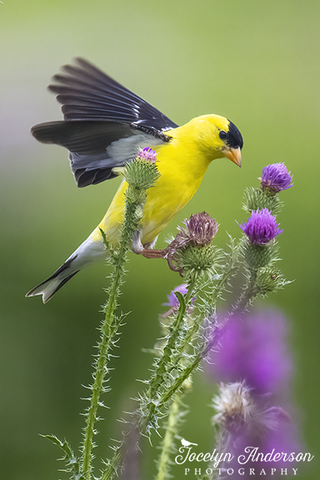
(26, 256, 79, 303)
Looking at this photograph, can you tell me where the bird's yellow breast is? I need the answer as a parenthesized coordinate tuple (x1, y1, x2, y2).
(92, 115, 228, 246)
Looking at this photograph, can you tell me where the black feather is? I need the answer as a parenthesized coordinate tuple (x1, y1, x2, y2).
(31, 58, 178, 187)
(25, 256, 80, 303)
(227, 121, 244, 149)
(74, 167, 117, 187)
(48, 58, 178, 130)
(31, 121, 137, 154)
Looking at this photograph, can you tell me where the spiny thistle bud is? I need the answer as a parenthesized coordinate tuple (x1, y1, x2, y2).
(118, 147, 161, 243)
(255, 266, 289, 295)
(165, 213, 219, 276)
(241, 241, 277, 270)
(175, 244, 218, 274)
(243, 186, 280, 214)
(124, 148, 160, 192)
(261, 162, 293, 193)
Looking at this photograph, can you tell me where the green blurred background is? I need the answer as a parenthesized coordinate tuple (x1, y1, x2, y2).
(1, 0, 319, 478)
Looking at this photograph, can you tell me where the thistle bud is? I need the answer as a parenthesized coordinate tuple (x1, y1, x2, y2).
(239, 209, 282, 269)
(255, 267, 289, 295)
(243, 187, 280, 214)
(165, 213, 219, 276)
(124, 148, 160, 192)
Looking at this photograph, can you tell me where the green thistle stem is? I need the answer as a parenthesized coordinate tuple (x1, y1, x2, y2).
(102, 280, 197, 478)
(152, 246, 262, 413)
(100, 445, 124, 480)
(232, 269, 259, 316)
(159, 354, 200, 407)
(209, 238, 241, 315)
(155, 316, 224, 412)
(81, 159, 159, 479)
(155, 393, 183, 480)
(141, 246, 241, 436)
(81, 249, 125, 479)
(169, 315, 198, 370)
(145, 276, 197, 425)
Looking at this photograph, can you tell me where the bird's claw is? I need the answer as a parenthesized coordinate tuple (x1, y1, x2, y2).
(140, 248, 167, 259)
(140, 247, 184, 276)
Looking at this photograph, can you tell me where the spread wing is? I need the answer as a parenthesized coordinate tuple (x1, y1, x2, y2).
(31, 58, 178, 187)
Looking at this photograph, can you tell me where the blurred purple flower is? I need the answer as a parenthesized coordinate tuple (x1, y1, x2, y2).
(239, 208, 283, 244)
(162, 284, 195, 317)
(163, 284, 188, 308)
(261, 162, 293, 193)
(208, 310, 302, 479)
(137, 147, 157, 163)
(208, 309, 293, 394)
(212, 382, 301, 478)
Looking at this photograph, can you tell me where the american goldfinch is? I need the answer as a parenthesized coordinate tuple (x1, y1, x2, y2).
(26, 58, 243, 303)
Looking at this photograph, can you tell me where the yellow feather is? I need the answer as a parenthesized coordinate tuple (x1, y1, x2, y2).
(92, 114, 230, 246)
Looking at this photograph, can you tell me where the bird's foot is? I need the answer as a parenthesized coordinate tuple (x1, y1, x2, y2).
(140, 248, 167, 259)
(140, 247, 184, 276)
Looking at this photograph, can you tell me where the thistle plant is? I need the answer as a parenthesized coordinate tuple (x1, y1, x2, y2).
(230, 164, 293, 315)
(43, 148, 160, 480)
(41, 160, 304, 480)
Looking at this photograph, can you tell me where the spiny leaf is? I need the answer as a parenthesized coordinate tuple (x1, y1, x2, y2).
(41, 434, 83, 479)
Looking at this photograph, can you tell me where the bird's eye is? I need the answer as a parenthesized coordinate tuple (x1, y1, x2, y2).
(219, 130, 227, 140)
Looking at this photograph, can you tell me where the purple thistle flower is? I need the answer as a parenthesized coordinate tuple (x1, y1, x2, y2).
(164, 212, 218, 273)
(208, 309, 293, 394)
(261, 162, 293, 193)
(166, 213, 218, 258)
(137, 147, 157, 163)
(183, 212, 219, 246)
(239, 208, 283, 244)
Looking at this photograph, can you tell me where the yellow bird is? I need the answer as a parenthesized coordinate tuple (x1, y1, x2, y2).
(26, 58, 243, 303)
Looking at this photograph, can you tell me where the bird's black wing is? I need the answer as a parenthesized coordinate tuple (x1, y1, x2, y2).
(31, 58, 178, 187)
(50, 57, 177, 130)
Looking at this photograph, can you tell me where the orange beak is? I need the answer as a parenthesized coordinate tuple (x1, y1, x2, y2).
(223, 146, 242, 167)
